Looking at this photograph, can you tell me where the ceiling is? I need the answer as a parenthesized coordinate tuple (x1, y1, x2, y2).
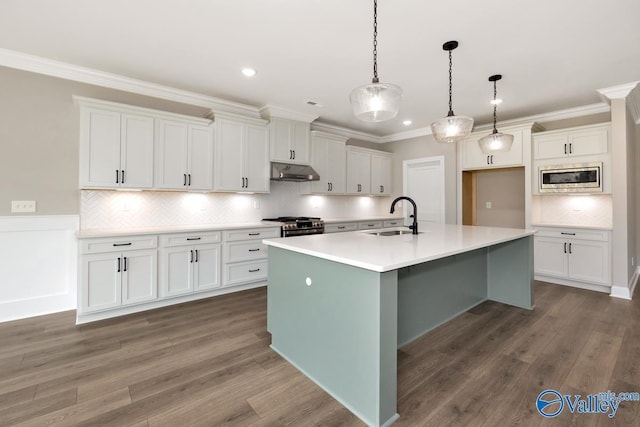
(1, 0, 639, 139)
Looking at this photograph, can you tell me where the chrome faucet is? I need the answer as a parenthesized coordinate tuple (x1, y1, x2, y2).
(390, 196, 418, 235)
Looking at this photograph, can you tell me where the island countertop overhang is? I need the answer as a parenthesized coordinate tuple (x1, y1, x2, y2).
(263, 224, 536, 272)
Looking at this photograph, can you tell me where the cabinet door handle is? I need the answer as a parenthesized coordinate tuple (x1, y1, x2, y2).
(248, 232, 260, 236)
(569, 143, 573, 154)
(292, 150, 296, 160)
(491, 155, 494, 164)
(289, 149, 292, 160)
(186, 237, 201, 241)
(123, 257, 127, 272)
(117, 257, 121, 272)
(121, 170, 125, 183)
(328, 182, 331, 192)
(380, 185, 384, 193)
(337, 226, 346, 229)
(560, 232, 576, 236)
(487, 156, 490, 165)
(190, 250, 194, 263)
(564, 242, 567, 254)
(248, 248, 261, 252)
(188, 174, 191, 186)
(116, 170, 120, 184)
(249, 268, 261, 273)
(564, 143, 567, 155)
(113, 242, 132, 247)
(184, 174, 187, 186)
(357, 184, 361, 192)
(568, 243, 572, 254)
(245, 177, 248, 188)
(195, 249, 198, 262)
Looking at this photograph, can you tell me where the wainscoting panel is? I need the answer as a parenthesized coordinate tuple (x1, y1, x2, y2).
(0, 215, 78, 322)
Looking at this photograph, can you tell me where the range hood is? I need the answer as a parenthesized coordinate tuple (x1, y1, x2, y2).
(270, 162, 320, 182)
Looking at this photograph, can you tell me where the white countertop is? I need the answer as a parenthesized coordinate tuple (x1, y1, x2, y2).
(263, 224, 536, 272)
(77, 221, 280, 239)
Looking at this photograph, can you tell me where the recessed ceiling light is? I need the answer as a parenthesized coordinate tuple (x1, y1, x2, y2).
(306, 100, 324, 108)
(241, 68, 257, 77)
(490, 98, 503, 105)
(402, 120, 412, 126)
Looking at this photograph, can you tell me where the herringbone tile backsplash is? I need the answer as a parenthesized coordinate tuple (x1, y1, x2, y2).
(80, 181, 390, 230)
(531, 194, 612, 227)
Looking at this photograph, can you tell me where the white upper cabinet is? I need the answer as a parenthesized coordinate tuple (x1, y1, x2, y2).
(533, 123, 609, 160)
(80, 105, 154, 189)
(155, 119, 213, 191)
(346, 148, 371, 195)
(461, 128, 523, 170)
(308, 131, 347, 194)
(214, 114, 269, 193)
(371, 154, 391, 196)
(346, 146, 392, 196)
(269, 117, 310, 164)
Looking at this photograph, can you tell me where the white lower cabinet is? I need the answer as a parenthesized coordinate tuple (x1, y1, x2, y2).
(325, 222, 359, 233)
(324, 219, 403, 233)
(78, 226, 278, 323)
(80, 236, 158, 313)
(358, 221, 383, 230)
(159, 232, 221, 297)
(534, 227, 611, 289)
(222, 227, 279, 287)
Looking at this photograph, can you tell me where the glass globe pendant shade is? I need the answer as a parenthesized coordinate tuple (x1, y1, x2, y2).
(430, 113, 474, 143)
(478, 130, 514, 154)
(350, 81, 402, 122)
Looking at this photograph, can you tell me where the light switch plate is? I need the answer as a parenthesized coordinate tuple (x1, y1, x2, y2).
(11, 200, 36, 213)
(485, 201, 492, 209)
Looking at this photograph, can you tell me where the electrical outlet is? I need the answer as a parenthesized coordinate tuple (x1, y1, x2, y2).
(11, 200, 36, 213)
(485, 201, 492, 209)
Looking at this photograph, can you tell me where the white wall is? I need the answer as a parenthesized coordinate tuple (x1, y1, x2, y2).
(382, 135, 457, 224)
(0, 216, 78, 322)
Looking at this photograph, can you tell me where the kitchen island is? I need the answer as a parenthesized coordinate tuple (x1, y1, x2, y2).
(263, 224, 535, 427)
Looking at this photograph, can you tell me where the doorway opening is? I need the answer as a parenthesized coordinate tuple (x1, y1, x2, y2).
(462, 167, 525, 228)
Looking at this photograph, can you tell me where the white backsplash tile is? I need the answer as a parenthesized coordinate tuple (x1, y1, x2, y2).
(80, 181, 391, 230)
(531, 194, 612, 227)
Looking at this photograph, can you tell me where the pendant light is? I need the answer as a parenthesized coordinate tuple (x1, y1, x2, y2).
(478, 74, 514, 153)
(350, 0, 402, 122)
(430, 41, 473, 143)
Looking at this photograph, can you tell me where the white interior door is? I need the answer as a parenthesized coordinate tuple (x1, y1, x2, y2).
(403, 156, 445, 228)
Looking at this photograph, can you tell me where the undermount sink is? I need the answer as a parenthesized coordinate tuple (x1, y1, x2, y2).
(365, 229, 420, 236)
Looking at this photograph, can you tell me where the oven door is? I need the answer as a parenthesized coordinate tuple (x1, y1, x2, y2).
(539, 163, 602, 193)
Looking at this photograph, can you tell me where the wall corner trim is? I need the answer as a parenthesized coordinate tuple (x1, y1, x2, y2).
(597, 81, 640, 124)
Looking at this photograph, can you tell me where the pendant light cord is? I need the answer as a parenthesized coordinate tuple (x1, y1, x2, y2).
(372, 0, 379, 83)
(492, 80, 498, 134)
(447, 49, 454, 116)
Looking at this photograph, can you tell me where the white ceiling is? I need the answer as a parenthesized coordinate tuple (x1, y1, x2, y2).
(1, 0, 638, 138)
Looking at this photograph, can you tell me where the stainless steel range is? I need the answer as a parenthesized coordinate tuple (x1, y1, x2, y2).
(263, 216, 325, 237)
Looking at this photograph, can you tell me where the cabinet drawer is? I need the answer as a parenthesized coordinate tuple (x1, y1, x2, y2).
(358, 221, 383, 230)
(81, 235, 158, 254)
(534, 228, 609, 242)
(325, 223, 358, 233)
(223, 227, 280, 242)
(160, 231, 221, 247)
(383, 219, 403, 227)
(224, 260, 268, 286)
(224, 241, 268, 263)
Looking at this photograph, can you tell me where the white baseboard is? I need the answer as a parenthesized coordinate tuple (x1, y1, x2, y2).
(608, 266, 640, 300)
(0, 215, 79, 322)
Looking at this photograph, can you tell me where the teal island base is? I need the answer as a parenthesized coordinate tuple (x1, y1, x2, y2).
(266, 235, 533, 426)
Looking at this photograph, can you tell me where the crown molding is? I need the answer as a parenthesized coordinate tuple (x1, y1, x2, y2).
(259, 104, 318, 123)
(310, 121, 384, 143)
(381, 103, 611, 143)
(598, 82, 640, 123)
(0, 48, 262, 119)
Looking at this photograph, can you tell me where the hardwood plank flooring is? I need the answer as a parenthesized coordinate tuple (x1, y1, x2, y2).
(0, 281, 638, 426)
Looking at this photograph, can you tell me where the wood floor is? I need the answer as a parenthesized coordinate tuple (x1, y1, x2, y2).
(1, 281, 638, 426)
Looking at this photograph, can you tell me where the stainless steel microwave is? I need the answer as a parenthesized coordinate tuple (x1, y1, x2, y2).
(539, 162, 602, 193)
